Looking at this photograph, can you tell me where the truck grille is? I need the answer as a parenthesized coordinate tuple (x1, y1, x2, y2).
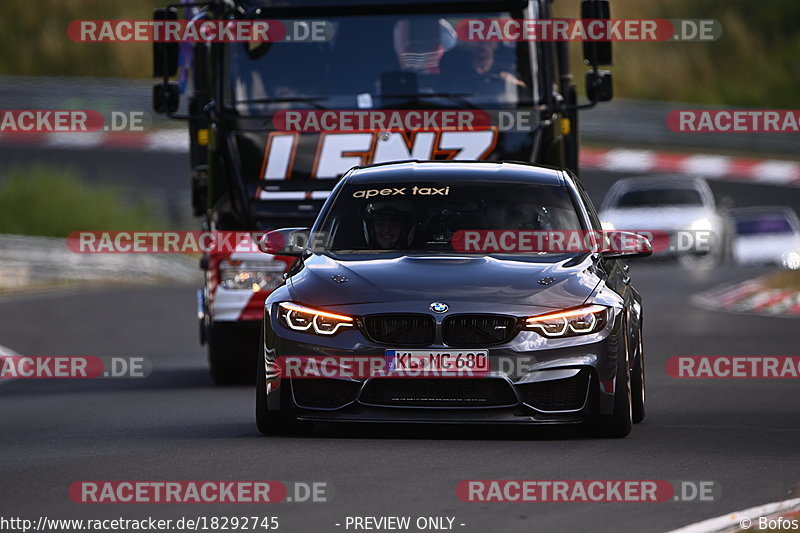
(359, 378, 518, 407)
(363, 314, 435, 345)
(443, 315, 517, 347)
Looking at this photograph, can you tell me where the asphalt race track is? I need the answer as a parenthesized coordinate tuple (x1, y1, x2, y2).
(0, 145, 798, 533)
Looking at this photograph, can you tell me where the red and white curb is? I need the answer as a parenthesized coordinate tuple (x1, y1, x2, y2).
(0, 129, 189, 153)
(693, 276, 800, 317)
(582, 147, 800, 186)
(665, 497, 800, 533)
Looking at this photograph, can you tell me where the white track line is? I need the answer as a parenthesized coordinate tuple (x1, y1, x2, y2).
(665, 497, 800, 533)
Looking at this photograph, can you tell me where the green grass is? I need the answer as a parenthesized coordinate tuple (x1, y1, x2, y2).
(0, 166, 164, 237)
(0, 0, 162, 78)
(555, 0, 800, 107)
(762, 270, 800, 291)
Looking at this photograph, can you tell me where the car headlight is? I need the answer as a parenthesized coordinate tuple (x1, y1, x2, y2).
(219, 259, 285, 292)
(525, 305, 610, 338)
(689, 218, 714, 232)
(782, 250, 800, 270)
(278, 302, 355, 335)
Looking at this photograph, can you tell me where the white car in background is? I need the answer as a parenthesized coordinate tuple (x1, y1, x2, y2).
(598, 176, 732, 267)
(731, 207, 800, 269)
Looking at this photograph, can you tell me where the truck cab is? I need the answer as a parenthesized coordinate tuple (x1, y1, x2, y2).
(152, 0, 614, 383)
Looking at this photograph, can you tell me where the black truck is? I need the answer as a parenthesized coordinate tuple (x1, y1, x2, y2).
(152, 0, 614, 383)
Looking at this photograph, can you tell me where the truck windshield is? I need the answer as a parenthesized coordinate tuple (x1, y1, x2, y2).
(226, 12, 535, 113)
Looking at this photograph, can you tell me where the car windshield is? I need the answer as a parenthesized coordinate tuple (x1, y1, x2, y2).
(312, 180, 584, 260)
(226, 12, 534, 113)
(615, 188, 704, 208)
(735, 215, 795, 235)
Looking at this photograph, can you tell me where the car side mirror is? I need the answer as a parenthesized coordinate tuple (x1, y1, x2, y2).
(719, 196, 735, 210)
(601, 231, 653, 259)
(256, 228, 311, 257)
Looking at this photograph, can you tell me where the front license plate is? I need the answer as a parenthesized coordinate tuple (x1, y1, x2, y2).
(386, 350, 489, 372)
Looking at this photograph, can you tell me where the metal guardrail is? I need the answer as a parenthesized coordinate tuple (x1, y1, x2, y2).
(0, 234, 200, 290)
(0, 76, 173, 129)
(581, 98, 798, 156)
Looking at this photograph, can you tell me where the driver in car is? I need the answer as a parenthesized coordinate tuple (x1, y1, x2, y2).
(364, 206, 411, 249)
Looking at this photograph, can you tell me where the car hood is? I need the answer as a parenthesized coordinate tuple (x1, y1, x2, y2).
(600, 207, 716, 232)
(288, 253, 601, 309)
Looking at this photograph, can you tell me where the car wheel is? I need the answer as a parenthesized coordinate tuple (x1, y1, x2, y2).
(631, 332, 645, 424)
(255, 331, 304, 436)
(208, 322, 257, 385)
(596, 327, 633, 438)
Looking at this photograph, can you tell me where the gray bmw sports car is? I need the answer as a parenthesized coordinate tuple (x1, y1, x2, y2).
(257, 160, 651, 437)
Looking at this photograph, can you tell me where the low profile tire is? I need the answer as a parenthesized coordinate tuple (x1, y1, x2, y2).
(595, 326, 633, 438)
(255, 332, 302, 436)
(208, 323, 258, 385)
(631, 333, 646, 424)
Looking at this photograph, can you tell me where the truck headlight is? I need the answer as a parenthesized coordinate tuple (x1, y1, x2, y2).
(278, 302, 355, 335)
(525, 305, 609, 337)
(219, 259, 285, 292)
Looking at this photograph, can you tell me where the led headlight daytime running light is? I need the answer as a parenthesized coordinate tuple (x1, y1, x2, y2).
(525, 304, 609, 337)
(278, 302, 354, 335)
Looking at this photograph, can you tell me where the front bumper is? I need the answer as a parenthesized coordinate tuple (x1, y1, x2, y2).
(261, 306, 627, 425)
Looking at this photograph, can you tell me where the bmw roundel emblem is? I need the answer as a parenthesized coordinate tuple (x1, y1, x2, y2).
(429, 302, 449, 313)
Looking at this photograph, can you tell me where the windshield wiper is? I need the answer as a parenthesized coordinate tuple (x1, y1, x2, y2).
(234, 97, 329, 110)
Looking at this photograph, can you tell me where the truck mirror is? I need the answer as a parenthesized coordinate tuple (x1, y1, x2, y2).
(153, 83, 180, 113)
(153, 7, 179, 78)
(586, 70, 613, 102)
(581, 0, 612, 66)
